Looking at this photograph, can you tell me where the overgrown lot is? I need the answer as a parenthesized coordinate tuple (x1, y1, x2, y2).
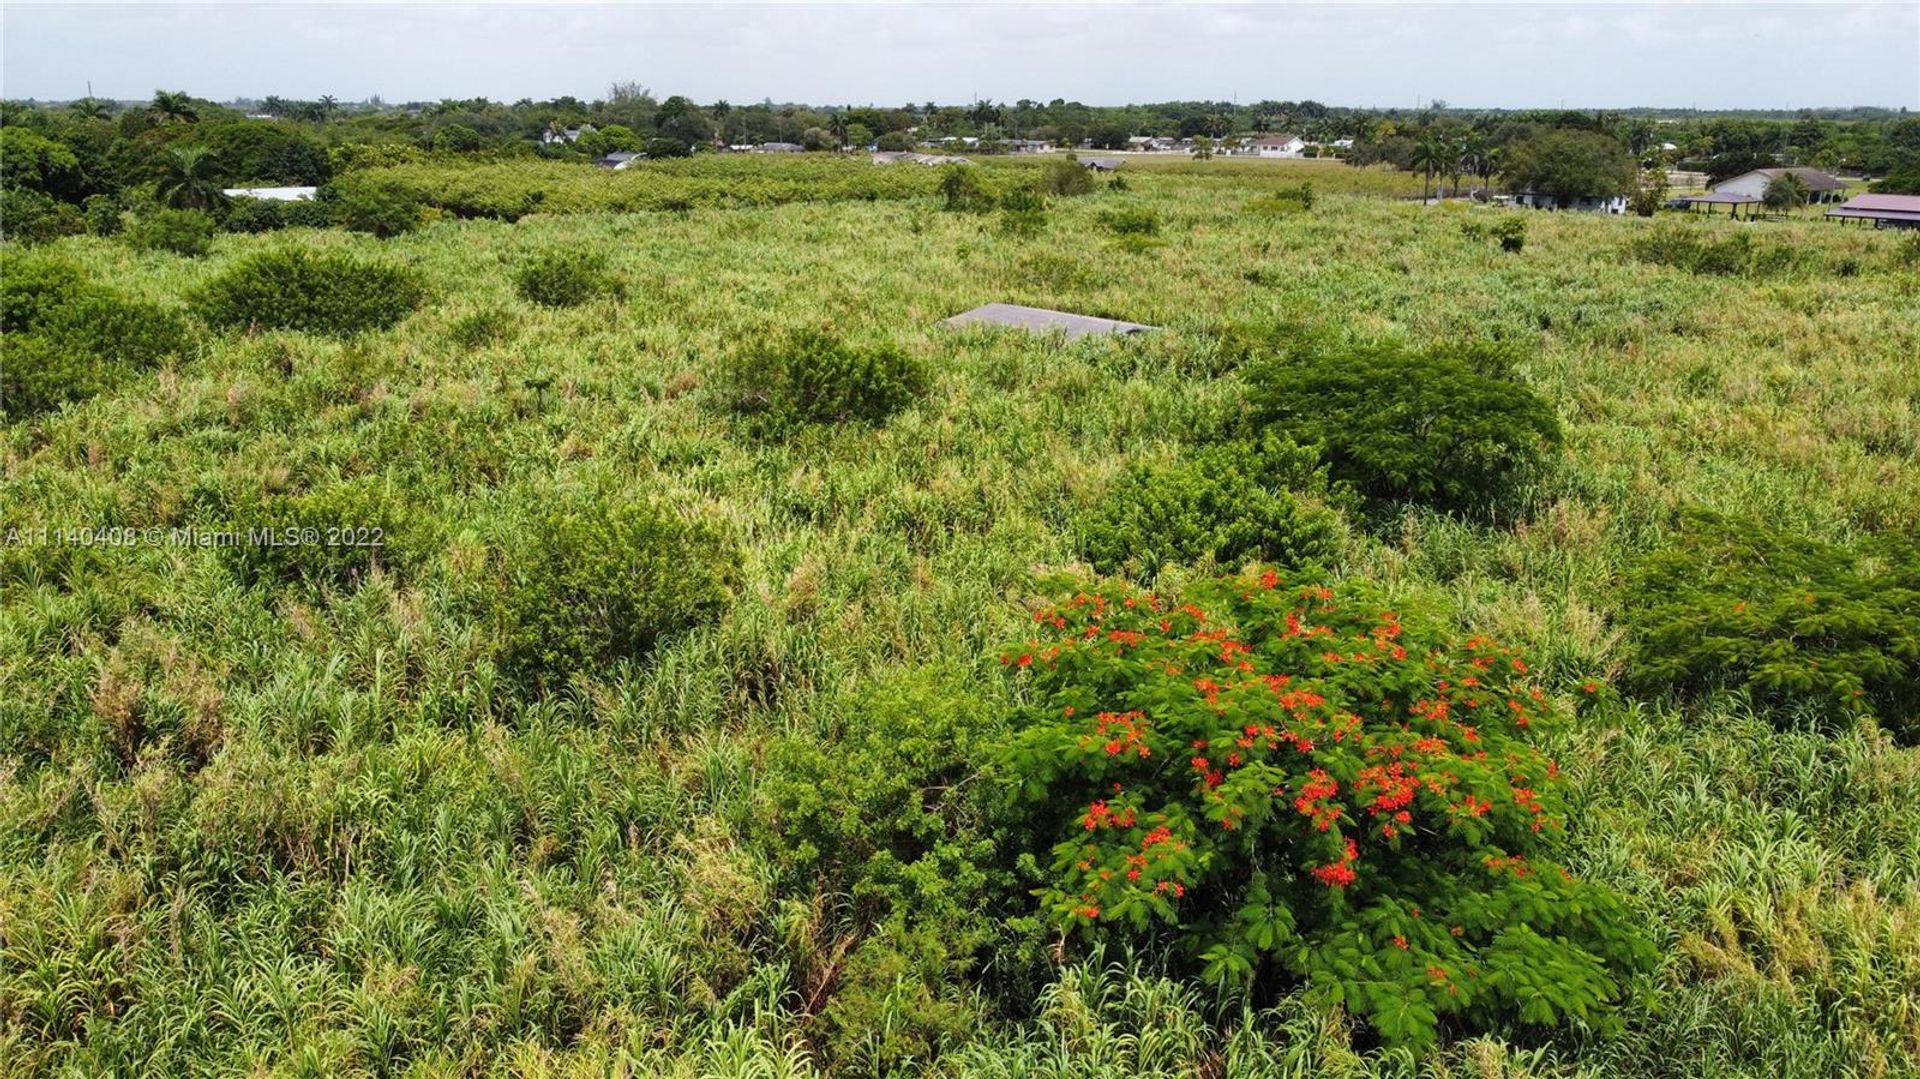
(3, 169, 1918, 1077)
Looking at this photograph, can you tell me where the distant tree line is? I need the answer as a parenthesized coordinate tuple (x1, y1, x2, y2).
(5, 88, 1917, 242)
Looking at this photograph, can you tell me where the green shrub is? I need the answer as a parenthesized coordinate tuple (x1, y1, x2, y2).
(331, 180, 424, 238)
(1, 255, 94, 334)
(1080, 435, 1343, 576)
(1002, 569, 1657, 1049)
(1244, 337, 1563, 515)
(1628, 226, 1803, 277)
(1098, 207, 1160, 236)
(513, 249, 622, 307)
(489, 495, 737, 686)
(1492, 216, 1527, 253)
(126, 208, 217, 257)
(0, 273, 190, 419)
(1, 188, 85, 244)
(938, 166, 992, 213)
(1248, 183, 1316, 217)
(717, 327, 929, 433)
(998, 187, 1048, 237)
(193, 247, 427, 337)
(1038, 159, 1095, 197)
(83, 194, 123, 237)
(759, 669, 1019, 1074)
(222, 479, 417, 590)
(1625, 511, 1920, 739)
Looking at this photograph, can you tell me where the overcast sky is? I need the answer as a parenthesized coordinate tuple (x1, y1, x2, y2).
(4, 2, 1916, 109)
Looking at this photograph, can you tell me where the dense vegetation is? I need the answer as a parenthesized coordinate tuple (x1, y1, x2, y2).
(3, 147, 1918, 1077)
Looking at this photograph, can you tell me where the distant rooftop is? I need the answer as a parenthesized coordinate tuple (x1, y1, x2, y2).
(221, 186, 317, 201)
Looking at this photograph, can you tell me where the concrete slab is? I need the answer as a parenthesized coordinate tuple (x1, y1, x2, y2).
(940, 303, 1157, 339)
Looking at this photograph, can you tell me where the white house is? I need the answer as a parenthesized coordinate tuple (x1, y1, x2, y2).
(221, 186, 317, 201)
(1712, 167, 1847, 205)
(1253, 134, 1308, 158)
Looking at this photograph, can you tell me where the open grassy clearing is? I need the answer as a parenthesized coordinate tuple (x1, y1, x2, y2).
(3, 172, 1919, 1077)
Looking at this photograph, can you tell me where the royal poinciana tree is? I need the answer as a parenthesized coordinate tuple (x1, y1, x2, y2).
(1002, 569, 1656, 1048)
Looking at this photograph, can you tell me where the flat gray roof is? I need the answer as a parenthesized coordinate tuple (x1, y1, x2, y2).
(940, 303, 1157, 339)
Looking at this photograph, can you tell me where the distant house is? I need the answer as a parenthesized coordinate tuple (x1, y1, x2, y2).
(1078, 156, 1122, 172)
(1253, 134, 1308, 158)
(1713, 167, 1847, 204)
(540, 124, 594, 146)
(1006, 139, 1055, 154)
(1824, 193, 1920, 228)
(755, 142, 804, 153)
(1513, 192, 1628, 214)
(597, 150, 643, 169)
(221, 186, 317, 201)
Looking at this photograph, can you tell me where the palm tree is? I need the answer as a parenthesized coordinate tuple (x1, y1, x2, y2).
(1442, 135, 1467, 198)
(149, 89, 198, 124)
(154, 146, 225, 211)
(1409, 134, 1445, 203)
(70, 97, 111, 120)
(318, 95, 338, 120)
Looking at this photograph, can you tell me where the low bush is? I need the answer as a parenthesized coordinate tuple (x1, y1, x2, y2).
(1493, 216, 1527, 252)
(193, 247, 427, 337)
(717, 327, 929, 433)
(220, 197, 336, 234)
(1002, 569, 1657, 1049)
(1244, 337, 1562, 515)
(331, 180, 424, 238)
(1080, 434, 1344, 576)
(1098, 207, 1160, 236)
(126, 208, 217, 257)
(998, 187, 1048, 237)
(488, 495, 738, 686)
(1628, 226, 1803, 276)
(938, 166, 992, 213)
(83, 194, 123, 237)
(759, 669, 1022, 1073)
(0, 265, 191, 419)
(0, 188, 84, 245)
(1038, 159, 1096, 197)
(222, 478, 417, 590)
(1625, 510, 1920, 740)
(1, 255, 94, 333)
(1248, 183, 1316, 216)
(513, 249, 623, 307)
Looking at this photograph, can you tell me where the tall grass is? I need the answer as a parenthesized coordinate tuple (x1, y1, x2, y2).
(3, 174, 1917, 1075)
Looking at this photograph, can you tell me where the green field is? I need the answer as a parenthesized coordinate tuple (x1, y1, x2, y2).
(4, 162, 1919, 1077)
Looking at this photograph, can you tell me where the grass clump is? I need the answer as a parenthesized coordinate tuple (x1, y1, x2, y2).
(447, 307, 520, 349)
(1245, 337, 1562, 516)
(192, 247, 427, 336)
(1003, 569, 1659, 1050)
(1247, 182, 1316, 216)
(1080, 434, 1343, 576)
(512, 249, 623, 307)
(487, 494, 738, 687)
(717, 327, 929, 433)
(1625, 510, 1920, 740)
